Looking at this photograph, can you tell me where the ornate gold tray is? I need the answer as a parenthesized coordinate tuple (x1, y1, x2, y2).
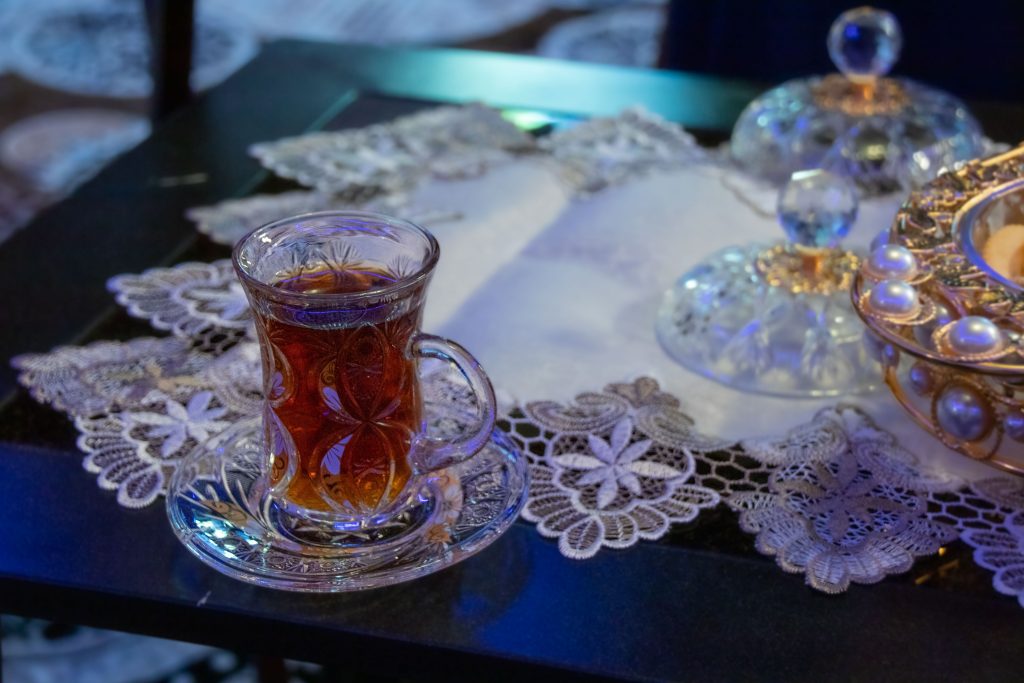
(852, 144, 1024, 475)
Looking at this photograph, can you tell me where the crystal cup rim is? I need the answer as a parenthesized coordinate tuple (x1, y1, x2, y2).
(232, 210, 441, 305)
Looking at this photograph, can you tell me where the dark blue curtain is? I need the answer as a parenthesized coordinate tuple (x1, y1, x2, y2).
(658, 0, 1024, 101)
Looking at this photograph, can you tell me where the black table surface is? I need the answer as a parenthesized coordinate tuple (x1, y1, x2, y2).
(1, 41, 1023, 682)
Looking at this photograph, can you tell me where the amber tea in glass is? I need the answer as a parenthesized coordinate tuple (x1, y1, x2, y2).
(233, 211, 496, 528)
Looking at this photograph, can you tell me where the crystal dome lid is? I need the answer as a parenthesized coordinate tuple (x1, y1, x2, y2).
(730, 6, 984, 195)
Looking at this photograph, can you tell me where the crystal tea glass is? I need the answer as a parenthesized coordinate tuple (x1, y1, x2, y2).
(233, 211, 496, 537)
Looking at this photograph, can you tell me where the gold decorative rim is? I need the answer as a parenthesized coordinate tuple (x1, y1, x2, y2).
(811, 73, 909, 116)
(853, 144, 1024, 374)
(854, 144, 1024, 476)
(755, 245, 860, 295)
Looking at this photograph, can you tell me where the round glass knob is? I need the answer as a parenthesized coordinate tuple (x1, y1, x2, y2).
(777, 169, 859, 248)
(827, 6, 902, 81)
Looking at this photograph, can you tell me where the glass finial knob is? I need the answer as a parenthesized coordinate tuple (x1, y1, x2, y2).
(777, 169, 858, 249)
(827, 6, 902, 82)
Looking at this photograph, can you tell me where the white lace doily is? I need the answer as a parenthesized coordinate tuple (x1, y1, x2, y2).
(13, 105, 1024, 603)
(190, 104, 719, 256)
(192, 103, 711, 252)
(15, 321, 1018, 603)
(539, 106, 706, 194)
(187, 191, 334, 246)
(186, 190, 462, 247)
(227, 104, 709, 242)
(108, 261, 251, 353)
(512, 377, 728, 558)
(250, 104, 537, 198)
(729, 407, 960, 593)
(14, 337, 259, 507)
(13, 246, 1024, 600)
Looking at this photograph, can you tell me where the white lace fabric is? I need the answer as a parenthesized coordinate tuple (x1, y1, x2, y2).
(15, 338, 260, 507)
(186, 190, 462, 248)
(249, 103, 537, 198)
(12, 104, 1024, 604)
(513, 378, 726, 558)
(108, 261, 251, 353)
(538, 106, 706, 194)
(729, 407, 959, 593)
(187, 105, 710, 247)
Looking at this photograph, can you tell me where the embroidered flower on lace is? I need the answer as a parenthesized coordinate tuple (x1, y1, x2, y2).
(741, 405, 964, 492)
(728, 406, 958, 593)
(186, 190, 463, 247)
(250, 103, 535, 197)
(555, 417, 676, 509)
(14, 337, 255, 507)
(108, 261, 251, 352)
(515, 377, 720, 559)
(539, 106, 705, 194)
(130, 392, 230, 457)
(75, 387, 244, 508)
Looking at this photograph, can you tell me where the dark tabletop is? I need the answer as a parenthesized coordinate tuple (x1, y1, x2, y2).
(1, 41, 1023, 683)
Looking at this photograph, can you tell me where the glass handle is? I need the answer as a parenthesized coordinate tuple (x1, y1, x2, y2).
(411, 333, 496, 472)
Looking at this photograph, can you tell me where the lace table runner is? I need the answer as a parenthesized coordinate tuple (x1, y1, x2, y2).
(13, 104, 1024, 604)
(15, 310, 1023, 599)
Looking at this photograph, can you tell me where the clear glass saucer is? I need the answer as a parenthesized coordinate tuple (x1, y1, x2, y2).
(655, 243, 877, 397)
(167, 414, 529, 592)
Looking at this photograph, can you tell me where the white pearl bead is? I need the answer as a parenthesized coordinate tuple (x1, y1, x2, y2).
(946, 316, 1006, 356)
(866, 279, 919, 318)
(864, 243, 918, 281)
